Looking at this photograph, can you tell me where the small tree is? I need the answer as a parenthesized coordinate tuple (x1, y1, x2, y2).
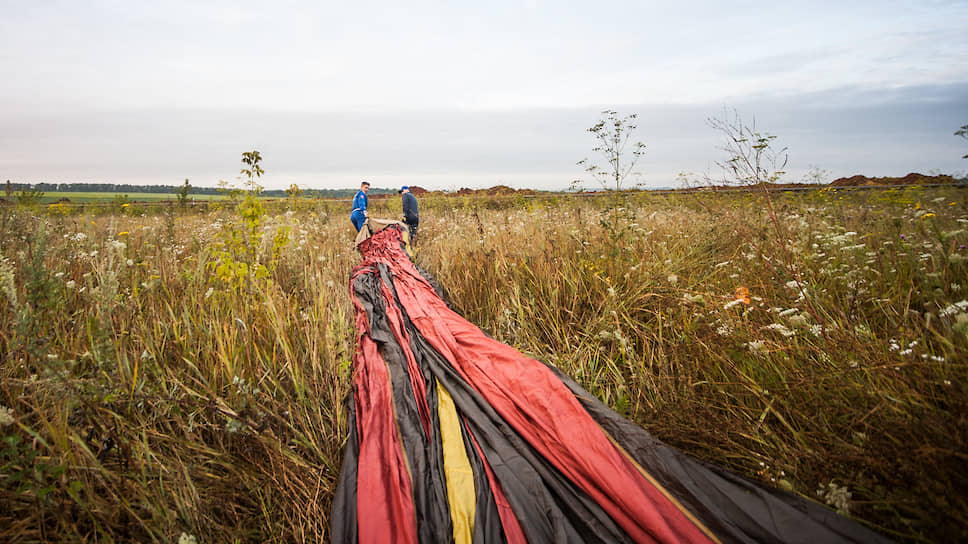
(956, 124, 968, 159)
(240, 151, 264, 193)
(16, 185, 44, 207)
(176, 178, 192, 209)
(210, 151, 275, 291)
(577, 110, 646, 192)
(286, 183, 302, 211)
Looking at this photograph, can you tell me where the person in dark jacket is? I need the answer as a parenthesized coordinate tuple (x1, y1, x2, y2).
(350, 181, 370, 232)
(398, 186, 419, 242)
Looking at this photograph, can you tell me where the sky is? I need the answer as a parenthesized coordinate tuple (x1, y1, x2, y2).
(2, 0, 967, 191)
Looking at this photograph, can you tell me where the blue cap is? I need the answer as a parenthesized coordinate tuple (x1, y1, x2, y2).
(398, 186, 409, 193)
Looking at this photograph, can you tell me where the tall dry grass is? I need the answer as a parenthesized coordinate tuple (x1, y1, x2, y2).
(1, 186, 966, 542)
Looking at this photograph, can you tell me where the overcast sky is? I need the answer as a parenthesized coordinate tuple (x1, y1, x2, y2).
(2, 0, 966, 191)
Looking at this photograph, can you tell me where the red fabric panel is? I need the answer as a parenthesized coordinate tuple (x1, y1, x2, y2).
(360, 229, 714, 544)
(378, 280, 433, 437)
(353, 321, 419, 544)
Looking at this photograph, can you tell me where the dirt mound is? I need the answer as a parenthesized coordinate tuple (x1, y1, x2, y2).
(829, 172, 960, 187)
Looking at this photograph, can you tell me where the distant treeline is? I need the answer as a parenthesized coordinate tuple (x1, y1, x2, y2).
(3, 182, 395, 199)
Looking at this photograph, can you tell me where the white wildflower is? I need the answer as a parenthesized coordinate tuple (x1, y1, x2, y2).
(778, 308, 799, 318)
(939, 300, 968, 317)
(746, 340, 767, 354)
(204, 287, 214, 299)
(787, 314, 809, 328)
(818, 482, 852, 516)
(225, 419, 244, 433)
(178, 532, 198, 544)
(0, 259, 16, 307)
(941, 228, 966, 240)
(765, 323, 796, 337)
(682, 293, 704, 304)
(666, 274, 678, 285)
(0, 405, 14, 427)
(65, 280, 76, 290)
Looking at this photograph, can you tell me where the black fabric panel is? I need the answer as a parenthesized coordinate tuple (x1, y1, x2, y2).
(329, 395, 359, 544)
(547, 364, 893, 544)
(457, 417, 507, 544)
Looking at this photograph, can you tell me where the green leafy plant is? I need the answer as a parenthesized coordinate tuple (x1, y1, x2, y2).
(208, 151, 284, 291)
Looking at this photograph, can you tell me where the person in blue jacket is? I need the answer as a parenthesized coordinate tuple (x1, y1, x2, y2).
(350, 181, 370, 232)
(398, 186, 419, 242)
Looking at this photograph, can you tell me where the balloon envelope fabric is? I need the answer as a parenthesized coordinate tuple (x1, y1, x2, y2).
(330, 224, 890, 544)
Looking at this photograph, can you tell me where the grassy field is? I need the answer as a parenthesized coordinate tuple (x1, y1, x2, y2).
(1, 185, 966, 542)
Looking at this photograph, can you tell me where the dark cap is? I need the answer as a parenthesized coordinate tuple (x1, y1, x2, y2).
(397, 186, 409, 193)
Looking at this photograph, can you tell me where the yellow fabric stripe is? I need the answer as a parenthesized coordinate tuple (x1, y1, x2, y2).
(436, 380, 476, 544)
